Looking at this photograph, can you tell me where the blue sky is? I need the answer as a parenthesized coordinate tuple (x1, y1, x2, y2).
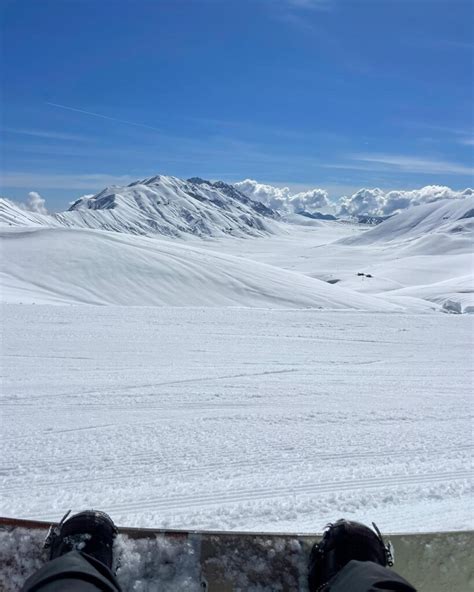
(1, 0, 473, 210)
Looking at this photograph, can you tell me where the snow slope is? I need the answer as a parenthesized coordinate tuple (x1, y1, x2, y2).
(385, 275, 474, 313)
(1, 176, 279, 238)
(0, 227, 401, 310)
(2, 196, 472, 312)
(199, 199, 474, 313)
(337, 199, 474, 311)
(2, 305, 472, 533)
(0, 198, 60, 228)
(341, 196, 474, 245)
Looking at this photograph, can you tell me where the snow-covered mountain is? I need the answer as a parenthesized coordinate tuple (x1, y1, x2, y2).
(0, 198, 59, 228)
(342, 196, 474, 247)
(2, 178, 472, 312)
(325, 197, 474, 312)
(193, 196, 474, 313)
(1, 175, 279, 238)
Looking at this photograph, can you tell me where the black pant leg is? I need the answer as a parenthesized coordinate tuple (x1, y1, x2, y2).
(327, 560, 416, 592)
(21, 550, 121, 592)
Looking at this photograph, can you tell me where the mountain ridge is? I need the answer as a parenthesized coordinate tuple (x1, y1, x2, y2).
(1, 175, 279, 239)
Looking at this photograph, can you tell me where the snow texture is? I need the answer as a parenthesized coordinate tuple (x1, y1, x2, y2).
(2, 306, 472, 533)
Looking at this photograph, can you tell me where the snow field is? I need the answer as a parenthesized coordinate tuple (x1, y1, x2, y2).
(2, 195, 473, 313)
(2, 305, 472, 532)
(197, 202, 474, 314)
(0, 227, 401, 311)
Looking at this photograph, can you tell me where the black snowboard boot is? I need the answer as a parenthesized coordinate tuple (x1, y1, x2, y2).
(308, 519, 393, 591)
(45, 510, 118, 569)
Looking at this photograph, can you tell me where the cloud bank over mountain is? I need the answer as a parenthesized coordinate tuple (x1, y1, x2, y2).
(5, 177, 473, 223)
(338, 186, 474, 218)
(234, 179, 473, 218)
(234, 179, 332, 214)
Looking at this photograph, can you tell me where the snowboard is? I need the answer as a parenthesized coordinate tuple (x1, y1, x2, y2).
(1, 516, 472, 591)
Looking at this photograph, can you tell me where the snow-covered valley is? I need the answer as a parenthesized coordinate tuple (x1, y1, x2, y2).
(1, 177, 473, 534)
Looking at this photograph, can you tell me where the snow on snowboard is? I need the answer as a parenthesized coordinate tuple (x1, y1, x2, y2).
(1, 516, 472, 591)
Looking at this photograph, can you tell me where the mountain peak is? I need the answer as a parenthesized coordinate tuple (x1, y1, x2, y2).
(5, 175, 279, 239)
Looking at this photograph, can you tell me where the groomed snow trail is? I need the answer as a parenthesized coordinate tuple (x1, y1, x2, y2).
(2, 305, 472, 532)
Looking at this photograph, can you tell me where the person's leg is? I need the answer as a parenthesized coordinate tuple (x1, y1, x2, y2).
(21, 550, 120, 592)
(21, 511, 121, 592)
(325, 559, 415, 592)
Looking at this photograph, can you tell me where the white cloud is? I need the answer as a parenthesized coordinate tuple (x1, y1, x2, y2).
(4, 128, 89, 142)
(289, 188, 332, 213)
(234, 179, 292, 211)
(234, 179, 333, 214)
(338, 185, 474, 218)
(337, 188, 385, 218)
(7, 191, 49, 215)
(235, 179, 473, 219)
(25, 191, 47, 214)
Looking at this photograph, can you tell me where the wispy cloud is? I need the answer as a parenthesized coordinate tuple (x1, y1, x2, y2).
(327, 153, 474, 176)
(286, 0, 332, 10)
(411, 123, 472, 136)
(0, 172, 136, 190)
(354, 153, 474, 175)
(3, 128, 90, 142)
(47, 102, 162, 132)
(401, 121, 474, 146)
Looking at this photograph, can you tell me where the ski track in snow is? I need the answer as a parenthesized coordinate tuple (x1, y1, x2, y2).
(1, 305, 473, 532)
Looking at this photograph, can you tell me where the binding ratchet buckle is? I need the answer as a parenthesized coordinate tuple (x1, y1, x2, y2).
(372, 521, 394, 567)
(44, 509, 71, 551)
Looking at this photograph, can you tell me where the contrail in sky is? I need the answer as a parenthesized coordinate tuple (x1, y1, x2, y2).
(46, 102, 162, 132)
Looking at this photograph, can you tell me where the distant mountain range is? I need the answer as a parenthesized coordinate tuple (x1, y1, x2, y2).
(2, 174, 473, 246)
(1, 181, 473, 312)
(0, 175, 279, 238)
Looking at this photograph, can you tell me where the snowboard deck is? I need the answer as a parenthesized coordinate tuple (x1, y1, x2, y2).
(1, 516, 472, 591)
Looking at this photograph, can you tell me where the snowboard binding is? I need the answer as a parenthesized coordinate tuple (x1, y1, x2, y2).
(308, 519, 394, 591)
(44, 509, 118, 569)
